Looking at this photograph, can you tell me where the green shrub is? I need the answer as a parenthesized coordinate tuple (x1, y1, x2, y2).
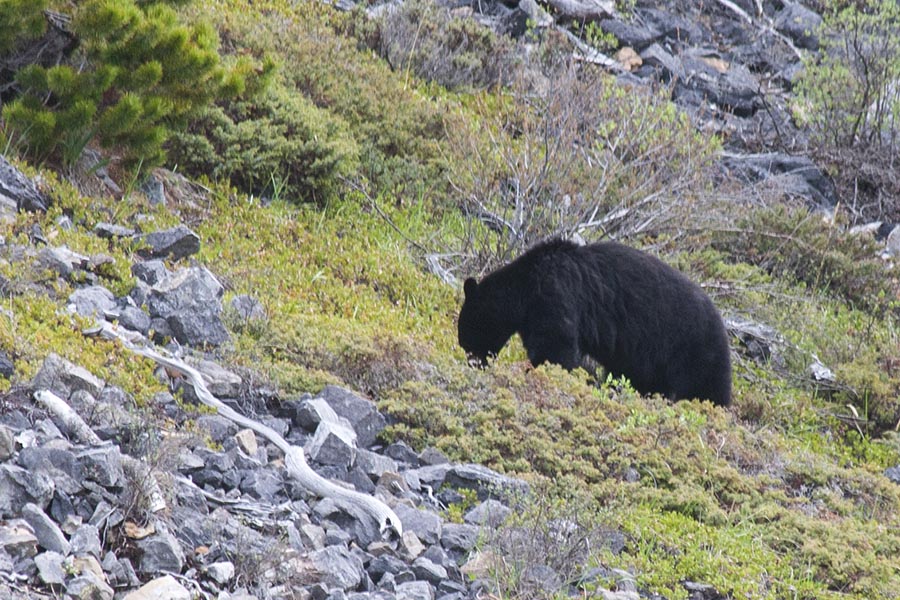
(0, 0, 48, 55)
(199, 0, 455, 203)
(794, 0, 900, 221)
(169, 81, 358, 204)
(1, 0, 247, 170)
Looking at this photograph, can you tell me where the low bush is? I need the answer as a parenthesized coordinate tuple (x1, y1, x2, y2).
(794, 0, 900, 221)
(448, 67, 721, 271)
(168, 81, 359, 204)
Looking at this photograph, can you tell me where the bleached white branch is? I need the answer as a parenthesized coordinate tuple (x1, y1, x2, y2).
(92, 323, 403, 538)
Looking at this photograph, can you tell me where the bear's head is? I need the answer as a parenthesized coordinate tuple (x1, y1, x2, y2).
(458, 277, 509, 366)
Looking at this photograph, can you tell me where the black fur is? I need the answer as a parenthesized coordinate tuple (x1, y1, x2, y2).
(458, 239, 732, 407)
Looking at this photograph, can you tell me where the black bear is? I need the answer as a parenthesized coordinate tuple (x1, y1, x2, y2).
(458, 239, 732, 407)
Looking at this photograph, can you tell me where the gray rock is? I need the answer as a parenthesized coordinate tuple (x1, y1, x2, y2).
(385, 442, 421, 467)
(122, 575, 191, 600)
(0, 465, 55, 518)
(314, 497, 383, 548)
(132, 260, 170, 286)
(437, 580, 467, 596)
(93, 222, 136, 239)
(885, 465, 900, 484)
(444, 464, 529, 501)
(191, 359, 243, 398)
(138, 224, 200, 261)
(367, 554, 408, 581)
(639, 7, 707, 45)
(522, 564, 562, 594)
(683, 580, 727, 600)
(677, 51, 760, 117)
(129, 280, 151, 307)
(355, 449, 398, 482)
(77, 446, 124, 488)
(239, 469, 283, 502)
(140, 173, 167, 206)
(0, 425, 13, 461)
(33, 353, 104, 399)
(0, 351, 13, 379)
(720, 152, 837, 208)
(464, 499, 511, 528)
(147, 267, 229, 346)
(393, 504, 442, 546)
(136, 523, 185, 574)
(295, 397, 348, 432)
(639, 43, 685, 82)
(34, 550, 67, 585)
(886, 225, 900, 257)
(307, 419, 358, 467)
(0, 520, 38, 559)
(296, 521, 327, 551)
(230, 294, 267, 321)
(398, 530, 425, 562)
(65, 571, 114, 600)
(68, 284, 116, 318)
(109, 556, 141, 588)
(196, 415, 239, 443)
(598, 17, 661, 51)
(70, 524, 101, 558)
(0, 154, 49, 212)
(206, 561, 235, 584)
(319, 386, 387, 448)
(774, 2, 822, 50)
(310, 545, 367, 591)
(396, 581, 434, 600)
(38, 246, 89, 278)
(22, 502, 70, 555)
(234, 429, 258, 456)
(418, 447, 449, 466)
(18, 447, 83, 495)
(441, 523, 479, 553)
(118, 306, 151, 334)
(411, 556, 448, 584)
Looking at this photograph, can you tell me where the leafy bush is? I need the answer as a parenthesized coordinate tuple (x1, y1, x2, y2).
(449, 68, 721, 270)
(1, 0, 246, 170)
(168, 81, 359, 204)
(794, 0, 900, 221)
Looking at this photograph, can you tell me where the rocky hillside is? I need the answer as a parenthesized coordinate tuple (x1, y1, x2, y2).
(1, 0, 900, 599)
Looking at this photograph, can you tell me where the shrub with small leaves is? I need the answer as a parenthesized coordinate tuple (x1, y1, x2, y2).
(168, 80, 358, 204)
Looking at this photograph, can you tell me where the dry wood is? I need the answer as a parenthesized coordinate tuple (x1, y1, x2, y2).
(544, 0, 617, 20)
(91, 322, 403, 538)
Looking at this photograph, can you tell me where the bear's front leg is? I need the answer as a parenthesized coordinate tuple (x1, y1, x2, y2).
(523, 317, 581, 371)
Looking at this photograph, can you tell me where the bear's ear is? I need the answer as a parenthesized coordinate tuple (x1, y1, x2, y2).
(463, 278, 478, 298)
